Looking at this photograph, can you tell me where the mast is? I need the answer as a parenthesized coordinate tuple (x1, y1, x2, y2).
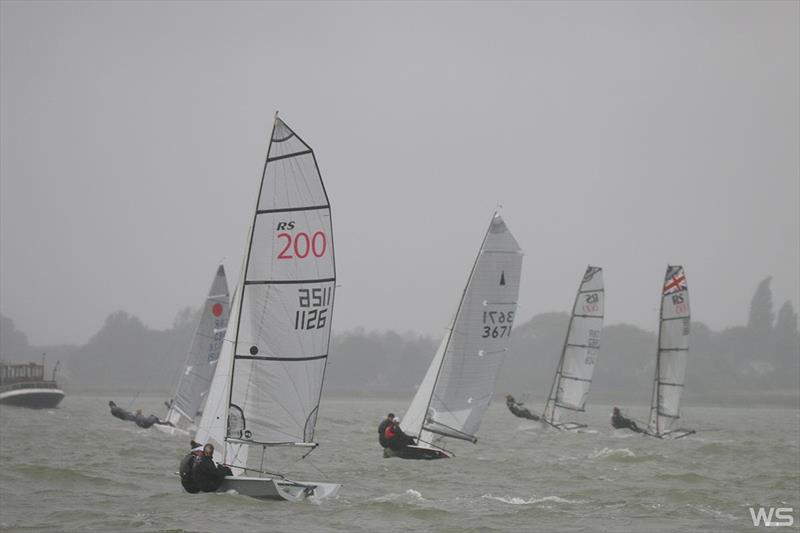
(542, 285, 580, 425)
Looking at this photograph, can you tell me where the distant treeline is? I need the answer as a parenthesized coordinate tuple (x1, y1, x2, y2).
(1, 277, 797, 406)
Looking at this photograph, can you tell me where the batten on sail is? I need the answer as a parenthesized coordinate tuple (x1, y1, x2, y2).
(646, 265, 694, 439)
(541, 266, 604, 430)
(399, 213, 523, 458)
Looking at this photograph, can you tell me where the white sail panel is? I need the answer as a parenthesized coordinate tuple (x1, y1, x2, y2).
(230, 117, 335, 446)
(235, 282, 334, 360)
(545, 266, 604, 423)
(401, 326, 450, 441)
(249, 213, 334, 282)
(167, 265, 230, 428)
(423, 214, 523, 443)
(649, 265, 690, 431)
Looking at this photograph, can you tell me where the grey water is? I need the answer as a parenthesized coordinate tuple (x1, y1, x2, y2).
(1, 396, 798, 532)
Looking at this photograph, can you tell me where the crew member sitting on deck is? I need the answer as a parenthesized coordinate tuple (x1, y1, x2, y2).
(192, 443, 234, 492)
(378, 412, 395, 448)
(505, 395, 541, 421)
(384, 417, 415, 451)
(179, 441, 205, 493)
(610, 407, 643, 433)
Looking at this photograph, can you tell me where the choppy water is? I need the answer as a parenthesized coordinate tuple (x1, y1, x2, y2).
(1, 396, 798, 532)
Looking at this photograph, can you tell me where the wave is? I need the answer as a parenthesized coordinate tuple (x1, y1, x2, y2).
(482, 494, 580, 505)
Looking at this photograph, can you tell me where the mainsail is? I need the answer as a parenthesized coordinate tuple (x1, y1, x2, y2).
(165, 265, 230, 430)
(401, 214, 523, 450)
(196, 116, 335, 475)
(541, 266, 604, 429)
(647, 265, 691, 437)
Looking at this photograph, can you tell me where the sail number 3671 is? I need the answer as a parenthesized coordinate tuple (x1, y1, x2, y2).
(482, 311, 514, 338)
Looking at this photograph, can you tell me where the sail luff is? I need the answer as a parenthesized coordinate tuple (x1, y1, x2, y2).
(542, 278, 581, 424)
(418, 215, 494, 441)
(226, 117, 279, 442)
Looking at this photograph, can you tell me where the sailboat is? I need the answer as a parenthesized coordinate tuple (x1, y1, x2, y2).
(643, 265, 695, 439)
(155, 265, 230, 436)
(537, 266, 604, 430)
(192, 114, 340, 500)
(394, 213, 523, 460)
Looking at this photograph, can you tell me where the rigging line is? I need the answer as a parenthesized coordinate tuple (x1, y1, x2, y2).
(415, 437, 456, 457)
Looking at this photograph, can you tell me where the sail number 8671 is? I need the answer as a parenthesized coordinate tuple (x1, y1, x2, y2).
(482, 311, 514, 339)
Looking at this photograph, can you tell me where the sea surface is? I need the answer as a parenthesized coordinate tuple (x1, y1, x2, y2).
(1, 396, 798, 532)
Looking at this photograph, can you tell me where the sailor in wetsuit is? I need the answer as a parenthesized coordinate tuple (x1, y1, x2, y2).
(179, 442, 205, 493)
(610, 407, 643, 433)
(192, 443, 233, 492)
(378, 412, 395, 448)
(505, 395, 541, 421)
(108, 401, 136, 421)
(384, 417, 415, 451)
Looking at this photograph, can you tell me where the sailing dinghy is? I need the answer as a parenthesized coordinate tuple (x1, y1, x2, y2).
(536, 266, 604, 430)
(192, 115, 340, 500)
(393, 213, 523, 460)
(643, 265, 695, 439)
(155, 265, 230, 436)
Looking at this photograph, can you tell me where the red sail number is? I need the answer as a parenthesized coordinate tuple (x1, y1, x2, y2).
(277, 231, 327, 259)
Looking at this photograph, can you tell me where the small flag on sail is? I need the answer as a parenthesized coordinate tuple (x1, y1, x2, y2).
(663, 269, 686, 295)
(500, 271, 506, 286)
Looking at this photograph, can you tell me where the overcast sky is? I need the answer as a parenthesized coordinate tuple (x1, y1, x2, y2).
(1, 1, 798, 346)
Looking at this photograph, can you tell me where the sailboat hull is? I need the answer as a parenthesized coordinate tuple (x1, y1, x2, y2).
(383, 445, 450, 460)
(216, 476, 340, 501)
(0, 388, 64, 409)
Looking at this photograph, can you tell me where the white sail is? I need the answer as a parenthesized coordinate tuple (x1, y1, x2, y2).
(227, 116, 334, 453)
(542, 266, 604, 426)
(165, 265, 230, 430)
(648, 265, 690, 435)
(402, 213, 522, 448)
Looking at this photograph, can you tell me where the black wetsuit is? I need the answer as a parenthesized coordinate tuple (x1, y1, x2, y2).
(506, 400, 541, 421)
(192, 456, 233, 492)
(134, 413, 162, 428)
(109, 402, 136, 422)
(179, 453, 201, 493)
(611, 413, 642, 433)
(378, 418, 392, 448)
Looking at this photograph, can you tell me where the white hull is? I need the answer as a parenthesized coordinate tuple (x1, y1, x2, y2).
(216, 476, 340, 502)
(0, 388, 64, 409)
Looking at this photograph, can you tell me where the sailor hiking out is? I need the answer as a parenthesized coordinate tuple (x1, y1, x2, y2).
(505, 395, 541, 421)
(610, 407, 643, 433)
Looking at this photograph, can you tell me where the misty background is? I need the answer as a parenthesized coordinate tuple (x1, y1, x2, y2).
(1, 275, 797, 407)
(1, 2, 798, 405)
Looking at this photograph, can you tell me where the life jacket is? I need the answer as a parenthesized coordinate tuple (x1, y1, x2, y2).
(384, 423, 397, 441)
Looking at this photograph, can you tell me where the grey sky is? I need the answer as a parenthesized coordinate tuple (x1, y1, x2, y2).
(1, 1, 798, 346)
